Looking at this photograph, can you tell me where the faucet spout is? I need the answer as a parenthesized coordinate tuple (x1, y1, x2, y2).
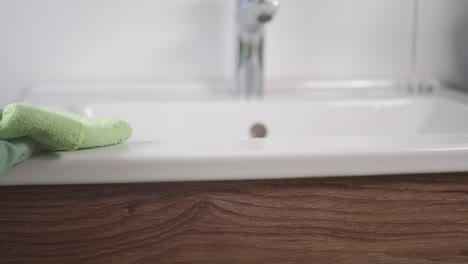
(235, 0, 280, 99)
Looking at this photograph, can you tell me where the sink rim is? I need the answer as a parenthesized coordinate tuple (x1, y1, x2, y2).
(3, 81, 468, 186)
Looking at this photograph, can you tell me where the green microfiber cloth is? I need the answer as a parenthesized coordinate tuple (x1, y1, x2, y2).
(0, 103, 132, 151)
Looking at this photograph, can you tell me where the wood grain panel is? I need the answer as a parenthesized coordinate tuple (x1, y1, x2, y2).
(1, 174, 468, 263)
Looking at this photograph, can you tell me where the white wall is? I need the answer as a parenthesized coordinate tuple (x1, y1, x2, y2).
(0, 0, 234, 105)
(267, 0, 413, 80)
(0, 0, 459, 106)
(417, 0, 468, 87)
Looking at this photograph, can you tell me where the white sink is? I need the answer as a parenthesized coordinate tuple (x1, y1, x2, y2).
(2, 84, 468, 186)
(87, 98, 468, 141)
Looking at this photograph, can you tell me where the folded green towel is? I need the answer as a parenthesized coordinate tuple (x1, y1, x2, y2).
(0, 103, 132, 151)
(0, 103, 132, 176)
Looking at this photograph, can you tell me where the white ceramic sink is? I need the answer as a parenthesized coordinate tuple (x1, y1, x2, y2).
(87, 98, 468, 141)
(2, 85, 468, 186)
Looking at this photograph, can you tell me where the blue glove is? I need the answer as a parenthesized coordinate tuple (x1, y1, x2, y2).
(0, 138, 38, 176)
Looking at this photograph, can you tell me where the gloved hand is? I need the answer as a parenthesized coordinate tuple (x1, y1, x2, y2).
(0, 138, 39, 176)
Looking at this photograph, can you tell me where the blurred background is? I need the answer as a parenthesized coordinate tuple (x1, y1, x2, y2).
(1, 0, 468, 105)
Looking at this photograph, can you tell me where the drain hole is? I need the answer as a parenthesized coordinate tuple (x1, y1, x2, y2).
(250, 123, 268, 138)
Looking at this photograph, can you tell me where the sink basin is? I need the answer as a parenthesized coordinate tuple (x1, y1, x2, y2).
(86, 98, 468, 141)
(2, 84, 468, 186)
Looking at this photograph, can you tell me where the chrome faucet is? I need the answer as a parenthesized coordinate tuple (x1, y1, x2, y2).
(235, 0, 280, 98)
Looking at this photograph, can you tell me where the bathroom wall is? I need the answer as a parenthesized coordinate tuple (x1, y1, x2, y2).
(0, 0, 235, 105)
(416, 0, 468, 87)
(266, 0, 413, 80)
(0, 0, 464, 106)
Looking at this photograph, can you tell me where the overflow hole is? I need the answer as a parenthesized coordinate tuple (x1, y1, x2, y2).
(250, 123, 268, 138)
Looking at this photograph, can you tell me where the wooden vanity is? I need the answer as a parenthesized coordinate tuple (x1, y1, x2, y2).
(1, 173, 468, 263)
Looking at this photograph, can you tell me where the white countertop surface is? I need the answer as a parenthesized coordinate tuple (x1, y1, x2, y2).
(2, 135, 468, 186)
(2, 83, 468, 186)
